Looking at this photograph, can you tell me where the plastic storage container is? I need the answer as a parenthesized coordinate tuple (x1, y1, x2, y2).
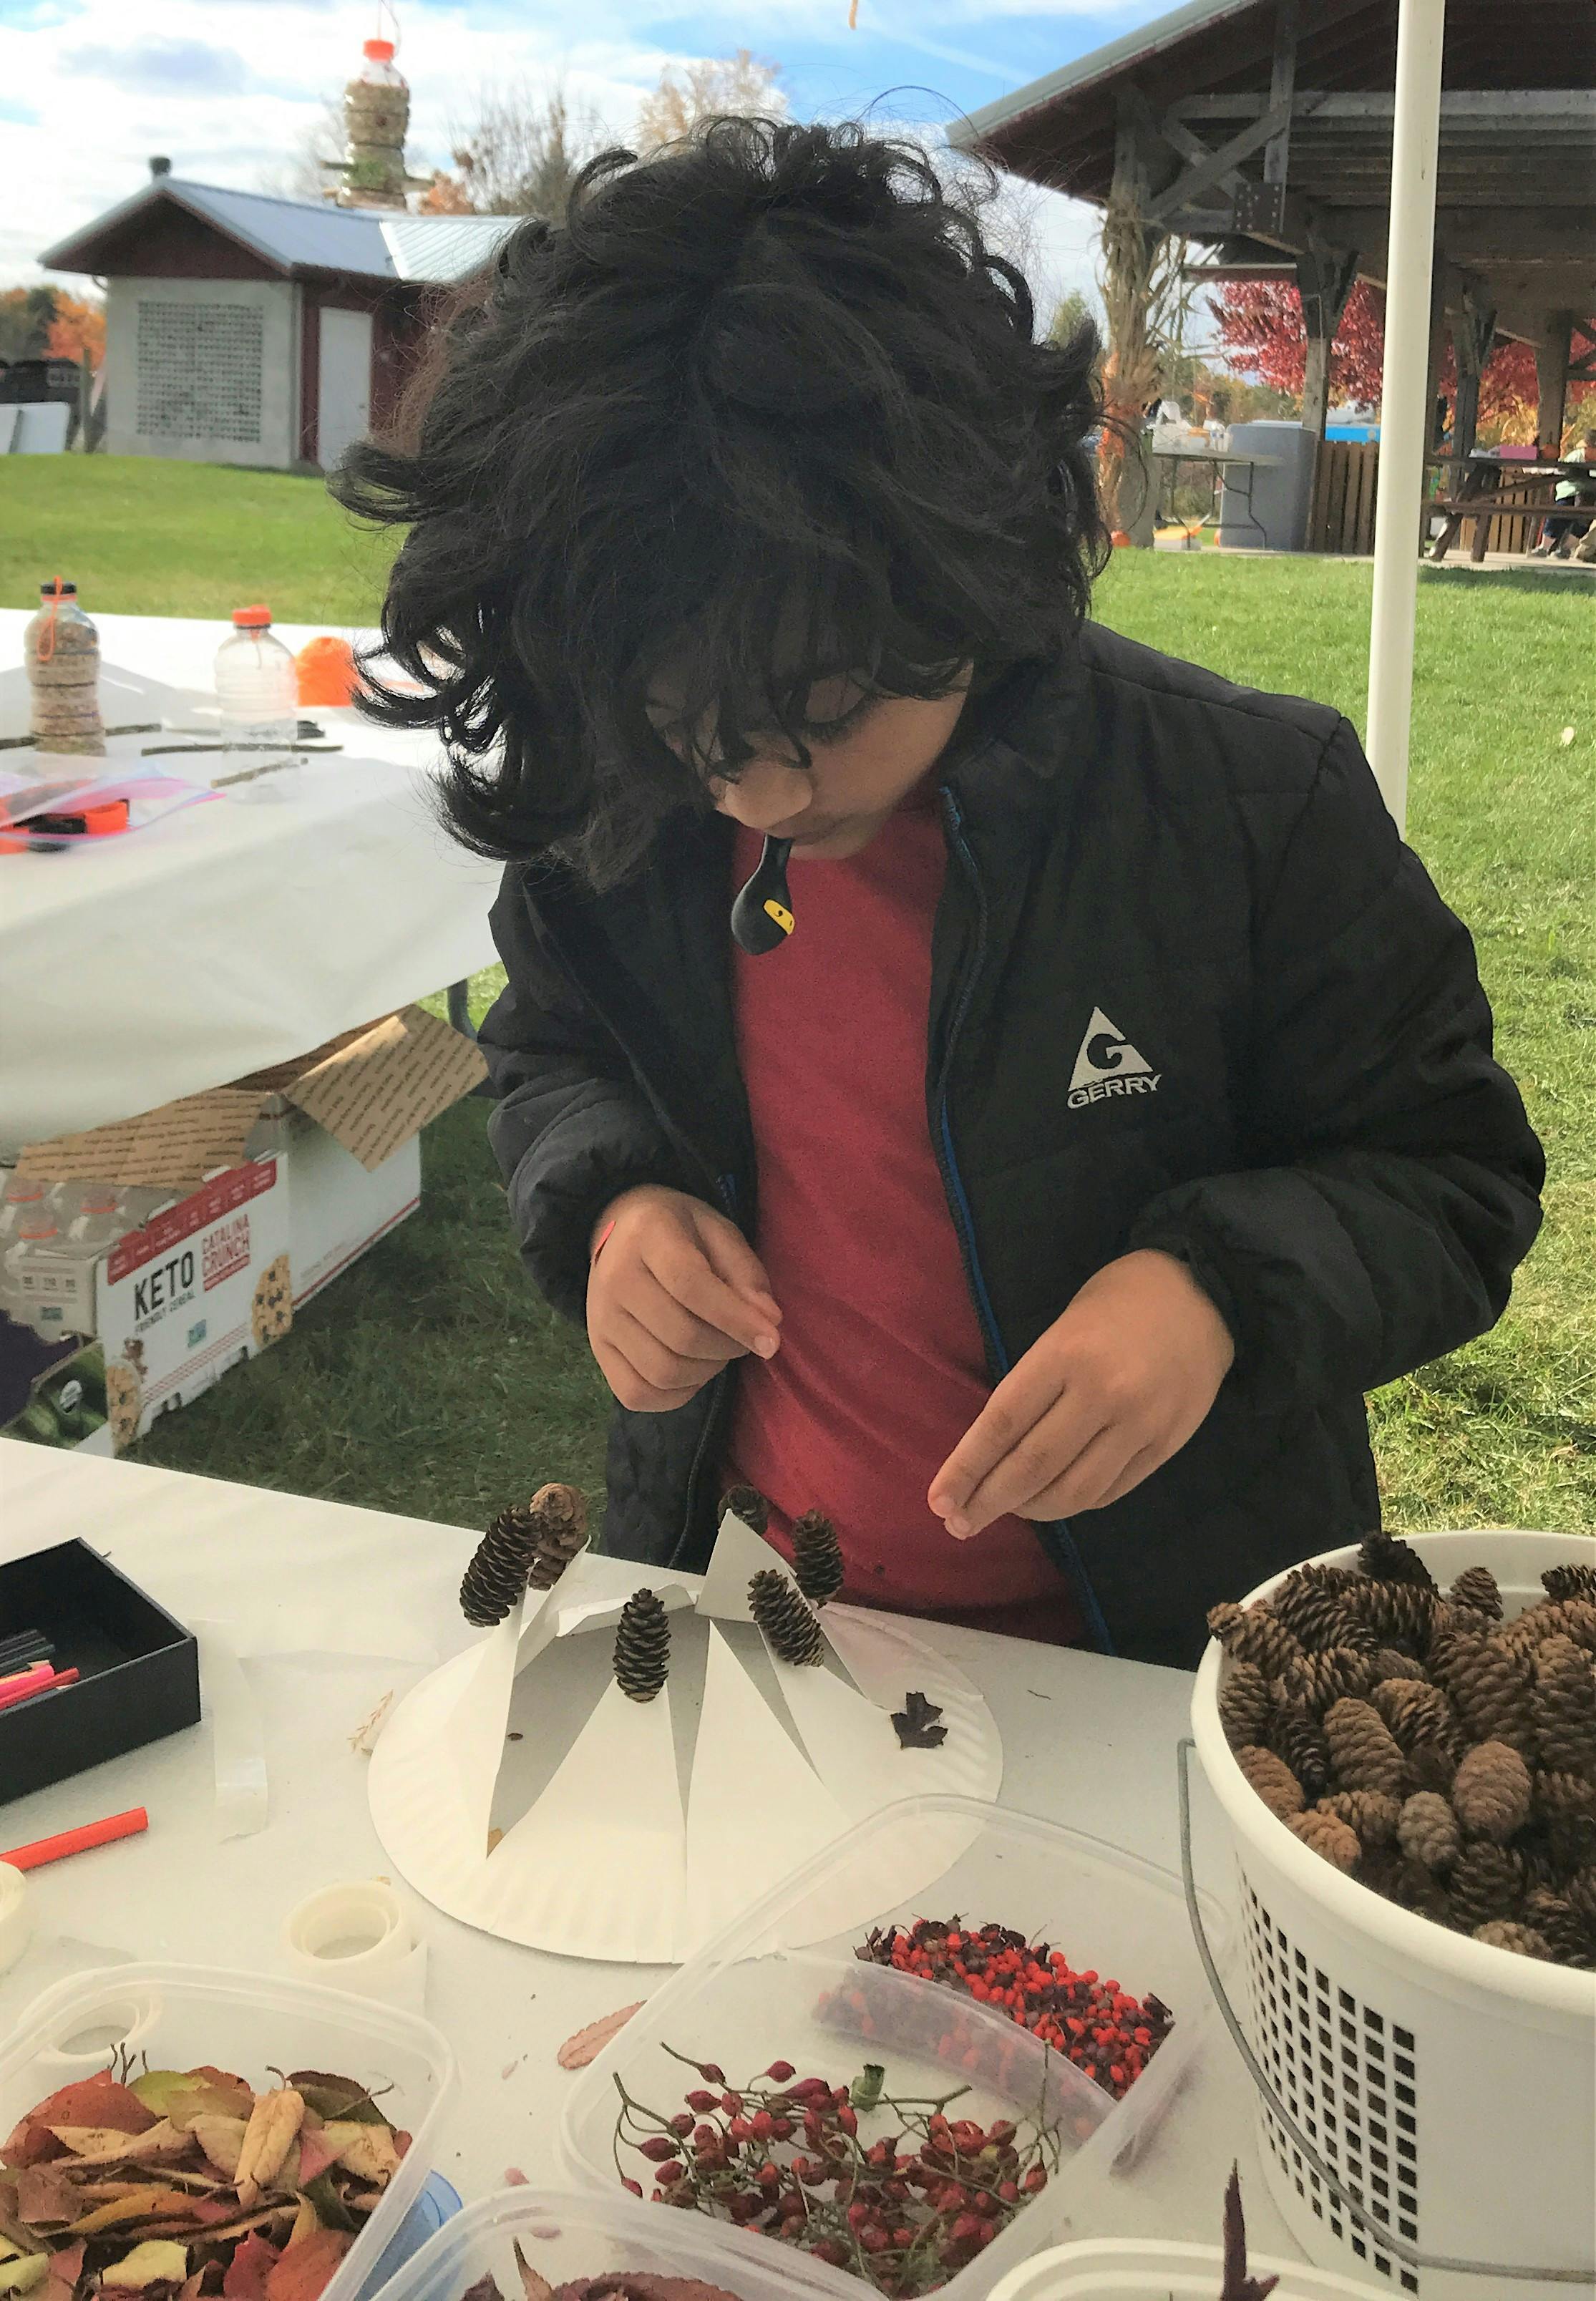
(359, 2174, 463, 2301)
(363, 2184, 840, 2301)
(1190, 1532, 1596, 2301)
(563, 1796, 1229, 2301)
(986, 2237, 1391, 2301)
(0, 1963, 459, 2301)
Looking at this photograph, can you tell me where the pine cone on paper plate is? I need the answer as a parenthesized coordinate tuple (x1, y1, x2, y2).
(1325, 1698, 1408, 1798)
(524, 1484, 590, 1588)
(613, 1588, 671, 1701)
(1472, 1920, 1552, 1959)
(721, 1484, 770, 1536)
(1218, 1660, 1274, 1751)
(1449, 1841, 1525, 1931)
(1542, 1560, 1596, 1606)
(1397, 1791, 1461, 1872)
(1289, 1808, 1360, 1872)
(1359, 1530, 1439, 1592)
(1207, 1602, 1303, 1682)
(1449, 1565, 1504, 1621)
(791, 1511, 845, 1607)
(749, 1568, 824, 1666)
(1235, 1744, 1305, 1820)
(1451, 1741, 1534, 1844)
(460, 1485, 590, 1625)
(1531, 1635, 1596, 1778)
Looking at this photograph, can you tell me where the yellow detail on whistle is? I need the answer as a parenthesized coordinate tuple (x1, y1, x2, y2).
(763, 899, 795, 934)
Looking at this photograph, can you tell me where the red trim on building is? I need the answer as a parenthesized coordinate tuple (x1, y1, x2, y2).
(298, 291, 321, 466)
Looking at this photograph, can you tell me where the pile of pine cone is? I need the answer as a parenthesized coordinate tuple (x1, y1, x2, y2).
(1212, 1533, 1596, 1968)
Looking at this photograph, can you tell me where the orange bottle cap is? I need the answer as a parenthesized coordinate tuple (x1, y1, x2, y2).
(233, 604, 273, 628)
(364, 37, 396, 59)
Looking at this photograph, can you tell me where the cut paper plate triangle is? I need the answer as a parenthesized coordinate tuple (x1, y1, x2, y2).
(696, 1507, 780, 1623)
(445, 1580, 555, 1839)
(767, 1648, 913, 1823)
(482, 1676, 688, 1959)
(687, 1625, 850, 1943)
(819, 1602, 924, 1704)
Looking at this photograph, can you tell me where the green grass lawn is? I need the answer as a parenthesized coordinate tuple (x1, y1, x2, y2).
(1, 457, 394, 624)
(6, 462, 1590, 1538)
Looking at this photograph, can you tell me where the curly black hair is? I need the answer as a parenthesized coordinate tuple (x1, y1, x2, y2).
(334, 117, 1104, 886)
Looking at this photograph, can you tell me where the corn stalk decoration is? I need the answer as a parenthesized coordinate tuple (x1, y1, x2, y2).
(1095, 189, 1194, 537)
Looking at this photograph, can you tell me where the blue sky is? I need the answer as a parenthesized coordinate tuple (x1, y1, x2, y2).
(0, 0, 1174, 293)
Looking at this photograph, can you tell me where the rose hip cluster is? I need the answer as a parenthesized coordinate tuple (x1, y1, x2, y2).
(613, 2049, 1061, 2297)
(857, 1919, 1174, 2103)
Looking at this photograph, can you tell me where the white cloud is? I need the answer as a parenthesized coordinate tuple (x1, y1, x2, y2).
(4, 0, 1116, 300)
(0, 0, 678, 286)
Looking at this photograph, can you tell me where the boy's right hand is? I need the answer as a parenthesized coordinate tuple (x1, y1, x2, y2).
(586, 1185, 782, 1411)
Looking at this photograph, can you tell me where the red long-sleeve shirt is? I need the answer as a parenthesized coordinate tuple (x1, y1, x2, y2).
(725, 804, 1082, 1643)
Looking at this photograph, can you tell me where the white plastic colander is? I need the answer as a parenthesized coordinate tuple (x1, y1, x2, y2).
(1184, 1532, 1596, 2301)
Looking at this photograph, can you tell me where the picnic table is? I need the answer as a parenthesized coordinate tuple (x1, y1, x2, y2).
(0, 612, 500, 1154)
(0, 1443, 1301, 2260)
(1149, 439, 1284, 547)
(1425, 453, 1592, 563)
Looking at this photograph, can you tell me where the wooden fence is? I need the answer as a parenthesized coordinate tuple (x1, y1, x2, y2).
(1307, 439, 1380, 554)
(1308, 441, 1559, 558)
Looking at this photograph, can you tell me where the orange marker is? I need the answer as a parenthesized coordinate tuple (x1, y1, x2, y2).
(2, 1807, 148, 1872)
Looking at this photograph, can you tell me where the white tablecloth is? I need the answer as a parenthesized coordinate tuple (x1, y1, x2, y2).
(0, 613, 502, 1152)
(0, 1446, 1295, 2257)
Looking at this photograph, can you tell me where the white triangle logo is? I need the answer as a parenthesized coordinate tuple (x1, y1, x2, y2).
(1069, 1007, 1154, 1091)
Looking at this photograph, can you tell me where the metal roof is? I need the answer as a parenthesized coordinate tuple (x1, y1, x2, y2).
(379, 211, 515, 282)
(41, 178, 515, 285)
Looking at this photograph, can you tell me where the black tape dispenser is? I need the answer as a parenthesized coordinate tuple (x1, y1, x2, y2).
(730, 834, 796, 955)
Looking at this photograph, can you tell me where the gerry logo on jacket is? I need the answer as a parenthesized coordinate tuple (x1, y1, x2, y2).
(1067, 1007, 1161, 1109)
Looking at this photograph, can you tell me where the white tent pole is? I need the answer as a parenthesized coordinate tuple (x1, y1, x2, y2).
(1366, 0, 1446, 833)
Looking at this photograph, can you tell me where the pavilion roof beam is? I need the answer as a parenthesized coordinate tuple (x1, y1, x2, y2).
(1260, 0, 1300, 227)
(1168, 90, 1596, 121)
(1142, 96, 1308, 220)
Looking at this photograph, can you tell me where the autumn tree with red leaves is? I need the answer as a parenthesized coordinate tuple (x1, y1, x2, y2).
(1211, 280, 1595, 446)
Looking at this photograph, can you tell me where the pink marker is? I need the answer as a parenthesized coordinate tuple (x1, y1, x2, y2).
(0, 1663, 52, 1713)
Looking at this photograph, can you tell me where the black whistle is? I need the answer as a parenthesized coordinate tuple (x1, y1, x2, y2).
(730, 835, 795, 955)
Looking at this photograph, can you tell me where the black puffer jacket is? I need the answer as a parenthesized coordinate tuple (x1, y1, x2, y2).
(477, 624, 1543, 1665)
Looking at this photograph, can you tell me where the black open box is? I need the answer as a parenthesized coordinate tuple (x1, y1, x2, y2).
(0, 1541, 200, 1805)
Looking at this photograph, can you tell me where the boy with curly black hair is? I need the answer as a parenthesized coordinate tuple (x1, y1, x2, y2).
(339, 120, 1541, 1665)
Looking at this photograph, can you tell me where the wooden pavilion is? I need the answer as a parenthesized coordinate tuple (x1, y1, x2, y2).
(953, 0, 1595, 550)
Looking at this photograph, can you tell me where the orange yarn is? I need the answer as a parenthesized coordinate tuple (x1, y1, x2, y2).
(294, 635, 360, 706)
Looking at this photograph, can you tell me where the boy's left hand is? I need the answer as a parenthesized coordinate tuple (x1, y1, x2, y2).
(928, 1250, 1235, 1538)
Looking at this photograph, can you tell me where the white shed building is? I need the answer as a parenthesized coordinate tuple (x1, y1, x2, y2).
(40, 168, 514, 472)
